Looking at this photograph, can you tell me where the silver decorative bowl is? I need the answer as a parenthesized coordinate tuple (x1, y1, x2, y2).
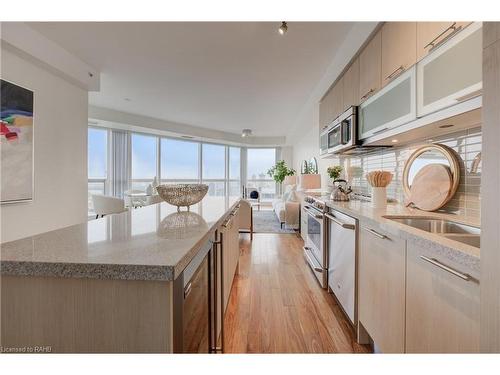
(156, 184, 208, 211)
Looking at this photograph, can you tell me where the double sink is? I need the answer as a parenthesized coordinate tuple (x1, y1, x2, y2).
(383, 216, 480, 248)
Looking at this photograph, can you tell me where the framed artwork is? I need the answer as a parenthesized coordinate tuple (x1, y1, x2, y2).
(1, 79, 34, 203)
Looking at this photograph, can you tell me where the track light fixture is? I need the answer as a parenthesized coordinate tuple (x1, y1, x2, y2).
(278, 21, 288, 35)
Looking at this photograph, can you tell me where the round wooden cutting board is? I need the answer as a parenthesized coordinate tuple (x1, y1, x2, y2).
(407, 164, 453, 211)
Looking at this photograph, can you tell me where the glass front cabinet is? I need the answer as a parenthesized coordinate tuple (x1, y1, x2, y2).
(359, 66, 417, 140)
(417, 22, 482, 117)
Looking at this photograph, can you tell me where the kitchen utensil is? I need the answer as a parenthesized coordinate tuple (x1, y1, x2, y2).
(406, 164, 453, 211)
(366, 171, 393, 187)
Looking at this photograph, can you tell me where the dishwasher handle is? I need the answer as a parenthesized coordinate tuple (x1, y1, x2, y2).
(325, 213, 355, 230)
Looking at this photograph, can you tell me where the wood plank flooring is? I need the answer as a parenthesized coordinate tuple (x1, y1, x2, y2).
(223, 233, 371, 353)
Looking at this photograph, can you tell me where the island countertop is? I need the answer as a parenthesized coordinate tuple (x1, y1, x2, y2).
(1, 196, 240, 281)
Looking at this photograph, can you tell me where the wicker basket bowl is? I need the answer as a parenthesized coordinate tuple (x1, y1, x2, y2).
(156, 184, 208, 211)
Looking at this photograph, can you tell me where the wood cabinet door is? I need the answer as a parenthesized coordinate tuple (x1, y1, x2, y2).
(381, 22, 417, 86)
(417, 22, 471, 61)
(332, 78, 344, 119)
(222, 210, 240, 314)
(319, 98, 329, 131)
(358, 224, 406, 353)
(405, 242, 480, 353)
(342, 58, 360, 109)
(359, 30, 382, 103)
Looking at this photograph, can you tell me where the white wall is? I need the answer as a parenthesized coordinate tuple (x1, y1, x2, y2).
(1, 46, 88, 242)
(287, 23, 377, 188)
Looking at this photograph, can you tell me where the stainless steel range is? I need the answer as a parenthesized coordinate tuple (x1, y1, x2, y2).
(302, 196, 328, 288)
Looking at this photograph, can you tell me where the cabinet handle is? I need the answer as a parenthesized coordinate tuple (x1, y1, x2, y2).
(360, 88, 375, 101)
(184, 282, 192, 299)
(325, 213, 355, 230)
(456, 89, 482, 102)
(363, 227, 388, 240)
(419, 255, 473, 281)
(425, 22, 463, 52)
(372, 127, 390, 135)
(385, 65, 405, 81)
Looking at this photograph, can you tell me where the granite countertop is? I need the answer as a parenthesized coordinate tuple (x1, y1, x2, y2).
(317, 195, 481, 275)
(1, 197, 240, 281)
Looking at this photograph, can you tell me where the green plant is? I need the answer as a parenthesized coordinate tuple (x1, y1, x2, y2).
(267, 160, 296, 184)
(327, 165, 343, 181)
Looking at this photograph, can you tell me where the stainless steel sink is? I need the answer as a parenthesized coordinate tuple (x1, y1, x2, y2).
(383, 216, 480, 248)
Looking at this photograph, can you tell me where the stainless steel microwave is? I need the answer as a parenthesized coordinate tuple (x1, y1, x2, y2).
(327, 106, 358, 154)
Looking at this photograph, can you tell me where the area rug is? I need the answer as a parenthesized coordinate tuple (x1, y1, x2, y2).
(252, 210, 296, 234)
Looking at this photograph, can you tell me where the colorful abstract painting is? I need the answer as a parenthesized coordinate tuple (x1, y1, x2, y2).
(1, 79, 34, 203)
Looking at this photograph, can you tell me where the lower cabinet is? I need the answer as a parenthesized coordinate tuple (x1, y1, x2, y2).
(405, 242, 480, 353)
(222, 206, 240, 313)
(358, 222, 480, 353)
(358, 223, 406, 353)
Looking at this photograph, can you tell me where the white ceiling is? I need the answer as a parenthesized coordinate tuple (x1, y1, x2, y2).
(28, 22, 354, 137)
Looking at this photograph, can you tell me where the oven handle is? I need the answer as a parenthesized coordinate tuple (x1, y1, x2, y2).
(303, 247, 323, 273)
(303, 206, 324, 220)
(325, 213, 355, 230)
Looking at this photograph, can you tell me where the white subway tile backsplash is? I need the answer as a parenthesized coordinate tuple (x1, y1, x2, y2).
(330, 127, 482, 219)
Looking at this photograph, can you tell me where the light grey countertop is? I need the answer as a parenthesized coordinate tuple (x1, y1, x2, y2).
(1, 197, 240, 281)
(304, 194, 481, 276)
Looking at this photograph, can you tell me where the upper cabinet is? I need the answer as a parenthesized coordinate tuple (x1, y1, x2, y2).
(417, 22, 471, 61)
(359, 30, 382, 103)
(359, 66, 416, 139)
(319, 96, 330, 131)
(332, 78, 344, 119)
(319, 78, 343, 131)
(417, 22, 482, 117)
(342, 58, 360, 109)
(381, 22, 417, 87)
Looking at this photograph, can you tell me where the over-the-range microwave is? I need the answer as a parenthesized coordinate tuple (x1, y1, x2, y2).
(320, 106, 358, 155)
(320, 106, 389, 156)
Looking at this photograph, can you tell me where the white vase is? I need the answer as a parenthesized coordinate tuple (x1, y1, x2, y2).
(371, 187, 387, 209)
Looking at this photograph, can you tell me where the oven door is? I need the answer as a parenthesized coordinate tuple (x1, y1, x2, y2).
(303, 206, 327, 288)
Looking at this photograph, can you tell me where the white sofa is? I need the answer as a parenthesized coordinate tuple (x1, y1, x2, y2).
(271, 185, 300, 229)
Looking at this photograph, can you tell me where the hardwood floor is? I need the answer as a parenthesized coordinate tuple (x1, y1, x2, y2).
(223, 233, 371, 353)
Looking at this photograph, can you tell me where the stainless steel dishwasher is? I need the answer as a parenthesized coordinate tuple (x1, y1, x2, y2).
(326, 209, 357, 325)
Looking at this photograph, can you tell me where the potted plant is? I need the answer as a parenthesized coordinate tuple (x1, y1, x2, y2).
(327, 165, 343, 182)
(267, 160, 296, 196)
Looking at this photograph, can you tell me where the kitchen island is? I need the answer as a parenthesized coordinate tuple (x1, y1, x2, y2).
(1, 196, 241, 353)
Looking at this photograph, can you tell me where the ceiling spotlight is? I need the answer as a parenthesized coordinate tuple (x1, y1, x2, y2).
(391, 139, 398, 143)
(241, 129, 252, 138)
(278, 21, 288, 35)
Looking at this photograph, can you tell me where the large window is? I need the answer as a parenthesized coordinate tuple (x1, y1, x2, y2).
(202, 144, 226, 197)
(247, 148, 276, 202)
(88, 126, 251, 215)
(131, 133, 158, 191)
(88, 127, 108, 214)
(228, 147, 241, 199)
(161, 138, 199, 180)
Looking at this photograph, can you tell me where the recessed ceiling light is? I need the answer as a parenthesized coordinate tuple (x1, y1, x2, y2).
(241, 129, 252, 138)
(278, 21, 288, 35)
(439, 124, 454, 129)
(391, 139, 398, 143)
